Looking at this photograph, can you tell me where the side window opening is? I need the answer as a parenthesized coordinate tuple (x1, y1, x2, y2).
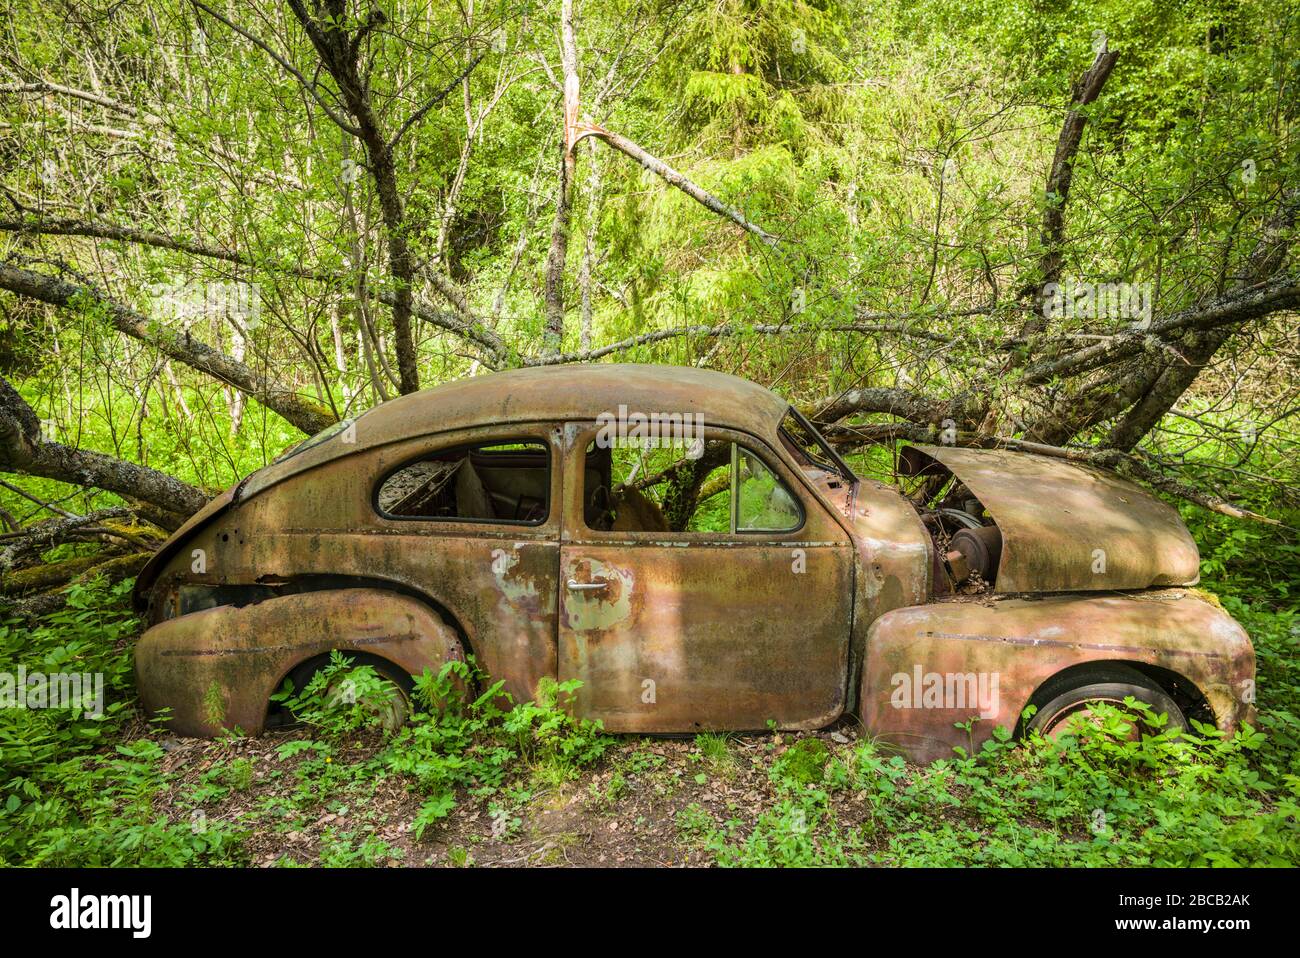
(735, 445, 802, 532)
(377, 440, 550, 523)
(583, 434, 801, 534)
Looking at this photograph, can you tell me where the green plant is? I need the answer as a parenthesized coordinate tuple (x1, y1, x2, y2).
(383, 661, 611, 840)
(317, 827, 403, 867)
(0, 577, 247, 866)
(771, 737, 830, 788)
(270, 652, 407, 737)
(694, 732, 737, 777)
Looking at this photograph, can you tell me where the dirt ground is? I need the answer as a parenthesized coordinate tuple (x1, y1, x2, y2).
(147, 720, 873, 867)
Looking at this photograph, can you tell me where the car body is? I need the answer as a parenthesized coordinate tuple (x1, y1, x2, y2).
(133, 364, 1256, 761)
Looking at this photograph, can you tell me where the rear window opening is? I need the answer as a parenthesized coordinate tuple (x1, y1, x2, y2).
(376, 440, 550, 524)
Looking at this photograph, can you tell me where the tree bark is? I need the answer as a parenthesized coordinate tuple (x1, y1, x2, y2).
(0, 216, 507, 360)
(1, 375, 209, 518)
(576, 123, 780, 246)
(1018, 40, 1119, 323)
(1102, 188, 1300, 450)
(543, 0, 581, 351)
(283, 0, 420, 393)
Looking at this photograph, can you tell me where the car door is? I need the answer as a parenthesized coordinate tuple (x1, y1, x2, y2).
(557, 421, 855, 732)
(365, 423, 565, 706)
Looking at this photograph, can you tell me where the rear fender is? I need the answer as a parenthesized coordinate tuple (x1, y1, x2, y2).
(135, 588, 464, 736)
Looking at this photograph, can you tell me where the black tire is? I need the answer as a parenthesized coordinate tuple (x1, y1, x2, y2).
(1026, 663, 1185, 738)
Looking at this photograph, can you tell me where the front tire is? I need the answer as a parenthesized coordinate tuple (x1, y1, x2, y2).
(1026, 664, 1185, 739)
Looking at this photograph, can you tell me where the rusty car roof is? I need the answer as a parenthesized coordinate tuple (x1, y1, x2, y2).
(240, 364, 788, 497)
(348, 363, 788, 441)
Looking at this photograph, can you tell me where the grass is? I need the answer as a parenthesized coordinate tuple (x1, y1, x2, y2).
(694, 733, 738, 777)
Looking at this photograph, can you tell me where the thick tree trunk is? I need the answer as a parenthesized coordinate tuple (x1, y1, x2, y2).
(283, 0, 420, 394)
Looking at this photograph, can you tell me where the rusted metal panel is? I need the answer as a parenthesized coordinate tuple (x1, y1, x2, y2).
(135, 365, 786, 608)
(860, 590, 1255, 763)
(135, 589, 464, 736)
(139, 424, 564, 708)
(842, 478, 931, 613)
(236, 365, 788, 504)
(132, 489, 233, 612)
(558, 541, 853, 730)
(833, 477, 933, 714)
(902, 444, 1200, 592)
(556, 423, 854, 731)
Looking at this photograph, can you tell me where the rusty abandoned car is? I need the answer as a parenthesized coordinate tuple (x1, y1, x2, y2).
(133, 364, 1256, 762)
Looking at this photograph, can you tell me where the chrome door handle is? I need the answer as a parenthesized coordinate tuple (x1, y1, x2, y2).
(567, 578, 608, 592)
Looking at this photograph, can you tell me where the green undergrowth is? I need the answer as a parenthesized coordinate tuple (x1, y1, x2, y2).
(2, 575, 1297, 867)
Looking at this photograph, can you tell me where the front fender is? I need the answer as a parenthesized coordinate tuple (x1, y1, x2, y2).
(135, 588, 464, 736)
(860, 589, 1255, 763)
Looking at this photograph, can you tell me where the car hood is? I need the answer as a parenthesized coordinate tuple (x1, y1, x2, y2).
(900, 444, 1200, 593)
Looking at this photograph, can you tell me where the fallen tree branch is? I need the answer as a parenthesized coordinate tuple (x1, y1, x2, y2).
(1101, 187, 1300, 450)
(527, 308, 1001, 366)
(0, 213, 510, 362)
(575, 122, 780, 246)
(809, 387, 983, 429)
(8, 552, 150, 622)
(0, 263, 337, 434)
(1, 375, 210, 519)
(0, 507, 132, 570)
(0, 477, 78, 519)
(1020, 273, 1300, 385)
(0, 550, 127, 595)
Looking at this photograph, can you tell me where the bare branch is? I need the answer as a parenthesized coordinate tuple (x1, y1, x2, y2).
(0, 263, 337, 434)
(576, 123, 780, 246)
(388, 48, 488, 152)
(189, 0, 362, 136)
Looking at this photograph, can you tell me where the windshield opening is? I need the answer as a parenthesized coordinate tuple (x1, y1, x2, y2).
(779, 406, 857, 484)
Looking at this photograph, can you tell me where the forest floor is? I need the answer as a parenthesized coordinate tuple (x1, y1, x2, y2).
(145, 718, 880, 868)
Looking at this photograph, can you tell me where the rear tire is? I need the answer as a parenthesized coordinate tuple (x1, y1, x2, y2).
(284, 653, 415, 732)
(1026, 664, 1185, 739)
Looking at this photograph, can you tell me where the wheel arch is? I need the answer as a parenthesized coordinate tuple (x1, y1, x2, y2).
(260, 573, 477, 661)
(1019, 658, 1215, 735)
(136, 586, 467, 737)
(263, 649, 424, 728)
